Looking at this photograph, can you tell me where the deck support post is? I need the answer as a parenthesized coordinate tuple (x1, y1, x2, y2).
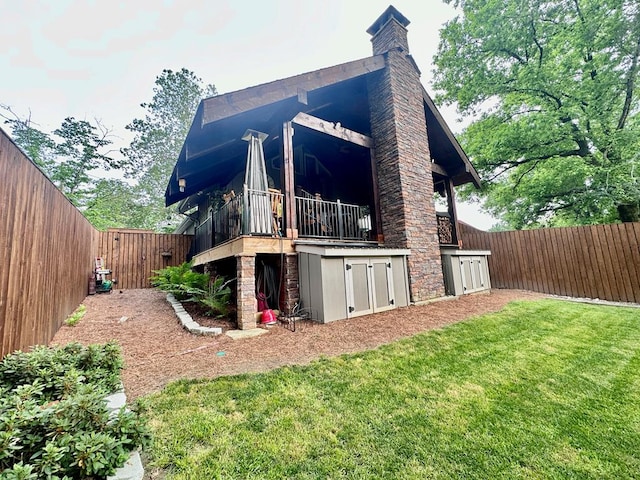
(236, 254, 257, 330)
(282, 121, 297, 239)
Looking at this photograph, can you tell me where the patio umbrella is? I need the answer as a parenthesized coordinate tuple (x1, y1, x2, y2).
(242, 129, 273, 234)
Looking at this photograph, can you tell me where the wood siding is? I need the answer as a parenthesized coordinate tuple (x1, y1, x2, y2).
(0, 128, 97, 357)
(97, 230, 193, 289)
(459, 222, 640, 303)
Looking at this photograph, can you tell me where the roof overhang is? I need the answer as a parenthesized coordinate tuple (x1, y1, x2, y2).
(165, 53, 482, 207)
(421, 86, 482, 188)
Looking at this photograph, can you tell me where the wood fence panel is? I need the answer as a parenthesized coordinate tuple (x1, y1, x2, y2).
(0, 128, 96, 357)
(529, 230, 546, 292)
(1, 128, 194, 357)
(96, 230, 193, 289)
(460, 221, 640, 303)
(626, 224, 640, 303)
(615, 223, 638, 303)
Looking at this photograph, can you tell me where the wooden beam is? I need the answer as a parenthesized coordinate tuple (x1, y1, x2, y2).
(291, 112, 373, 148)
(445, 177, 460, 246)
(192, 237, 295, 266)
(203, 55, 386, 125)
(430, 162, 448, 177)
(282, 121, 297, 238)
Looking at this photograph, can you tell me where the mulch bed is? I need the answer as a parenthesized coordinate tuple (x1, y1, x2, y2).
(50, 288, 544, 401)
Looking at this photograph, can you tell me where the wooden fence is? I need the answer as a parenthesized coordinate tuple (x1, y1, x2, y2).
(459, 222, 640, 303)
(97, 229, 193, 289)
(0, 127, 193, 357)
(0, 128, 97, 357)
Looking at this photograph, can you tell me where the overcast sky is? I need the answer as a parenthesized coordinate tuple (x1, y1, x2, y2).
(0, 0, 496, 229)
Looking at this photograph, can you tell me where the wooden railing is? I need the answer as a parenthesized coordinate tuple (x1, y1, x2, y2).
(296, 196, 371, 240)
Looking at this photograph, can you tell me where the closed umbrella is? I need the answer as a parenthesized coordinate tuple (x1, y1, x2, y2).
(242, 129, 272, 234)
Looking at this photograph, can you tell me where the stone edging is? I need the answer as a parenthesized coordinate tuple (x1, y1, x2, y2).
(104, 387, 144, 480)
(166, 293, 223, 335)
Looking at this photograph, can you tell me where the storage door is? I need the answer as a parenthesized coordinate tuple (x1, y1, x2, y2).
(345, 258, 374, 318)
(345, 257, 395, 318)
(459, 257, 486, 293)
(371, 258, 395, 312)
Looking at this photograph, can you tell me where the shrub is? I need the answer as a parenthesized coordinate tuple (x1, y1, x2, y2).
(151, 263, 236, 318)
(64, 304, 86, 326)
(199, 276, 234, 318)
(149, 261, 209, 301)
(0, 342, 123, 399)
(0, 344, 149, 479)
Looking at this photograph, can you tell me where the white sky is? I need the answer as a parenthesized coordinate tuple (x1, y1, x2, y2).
(0, 0, 496, 229)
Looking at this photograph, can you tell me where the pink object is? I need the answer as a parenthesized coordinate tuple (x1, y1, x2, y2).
(257, 292, 268, 311)
(261, 309, 277, 325)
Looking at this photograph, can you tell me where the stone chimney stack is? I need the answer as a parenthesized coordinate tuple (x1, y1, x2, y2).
(367, 5, 411, 55)
(366, 6, 445, 301)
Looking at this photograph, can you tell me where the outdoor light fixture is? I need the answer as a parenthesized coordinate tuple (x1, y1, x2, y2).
(178, 178, 186, 192)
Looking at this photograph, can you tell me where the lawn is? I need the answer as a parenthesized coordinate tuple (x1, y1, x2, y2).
(140, 299, 640, 479)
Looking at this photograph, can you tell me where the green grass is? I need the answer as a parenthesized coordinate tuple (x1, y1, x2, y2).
(140, 300, 640, 479)
(64, 303, 86, 326)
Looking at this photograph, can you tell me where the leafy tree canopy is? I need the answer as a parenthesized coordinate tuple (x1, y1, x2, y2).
(433, 0, 640, 228)
(1, 106, 122, 208)
(122, 68, 217, 231)
(3, 68, 216, 232)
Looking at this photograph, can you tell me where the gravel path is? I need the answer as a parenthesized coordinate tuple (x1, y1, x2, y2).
(51, 288, 544, 400)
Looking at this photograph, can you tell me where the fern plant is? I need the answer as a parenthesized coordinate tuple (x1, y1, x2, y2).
(199, 276, 234, 318)
(149, 261, 209, 301)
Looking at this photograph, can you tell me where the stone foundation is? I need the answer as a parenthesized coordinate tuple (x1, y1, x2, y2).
(282, 253, 299, 314)
(236, 254, 257, 330)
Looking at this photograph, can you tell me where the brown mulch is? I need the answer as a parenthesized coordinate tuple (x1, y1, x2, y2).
(50, 289, 544, 401)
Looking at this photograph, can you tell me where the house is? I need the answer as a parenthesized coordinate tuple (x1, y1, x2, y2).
(165, 5, 490, 329)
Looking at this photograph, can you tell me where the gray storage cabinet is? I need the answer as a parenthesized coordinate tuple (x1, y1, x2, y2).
(440, 248, 491, 296)
(297, 246, 410, 323)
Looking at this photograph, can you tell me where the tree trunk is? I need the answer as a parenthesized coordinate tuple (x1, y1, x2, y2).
(617, 203, 639, 222)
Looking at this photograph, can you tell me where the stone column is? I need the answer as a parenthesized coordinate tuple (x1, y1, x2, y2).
(282, 254, 299, 313)
(236, 254, 256, 330)
(367, 6, 445, 301)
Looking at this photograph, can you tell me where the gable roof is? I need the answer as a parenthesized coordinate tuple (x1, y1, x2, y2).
(200, 55, 386, 126)
(166, 53, 480, 206)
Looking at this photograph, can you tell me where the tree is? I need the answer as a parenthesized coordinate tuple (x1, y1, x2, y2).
(82, 179, 145, 230)
(122, 68, 217, 231)
(0, 105, 56, 176)
(51, 117, 121, 206)
(433, 0, 640, 228)
(1, 106, 120, 209)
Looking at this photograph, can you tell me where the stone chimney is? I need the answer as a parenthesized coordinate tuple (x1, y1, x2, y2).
(367, 5, 411, 55)
(366, 6, 445, 301)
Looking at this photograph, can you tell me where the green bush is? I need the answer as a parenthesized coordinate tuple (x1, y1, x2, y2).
(0, 344, 149, 479)
(64, 304, 86, 327)
(199, 276, 234, 318)
(149, 261, 209, 301)
(0, 342, 122, 400)
(151, 262, 236, 317)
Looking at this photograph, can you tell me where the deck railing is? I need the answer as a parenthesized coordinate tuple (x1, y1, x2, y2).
(194, 215, 213, 253)
(194, 191, 372, 254)
(296, 196, 371, 240)
(436, 212, 457, 245)
(194, 189, 283, 252)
